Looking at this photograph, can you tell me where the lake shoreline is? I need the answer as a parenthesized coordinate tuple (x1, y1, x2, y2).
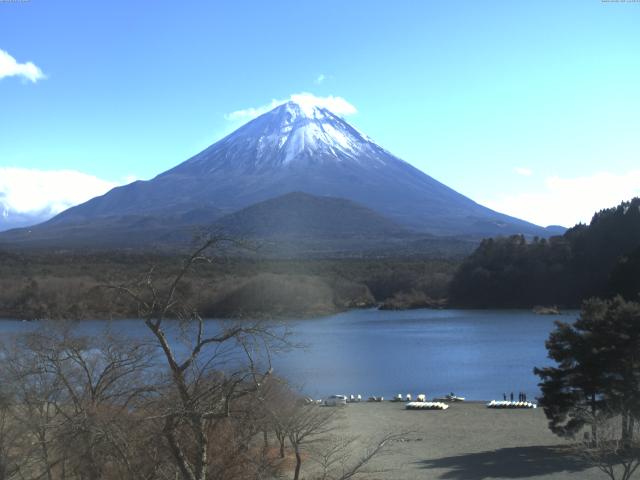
(0, 304, 578, 322)
(0, 309, 577, 401)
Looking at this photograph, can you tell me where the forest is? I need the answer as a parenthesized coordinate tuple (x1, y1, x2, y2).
(3, 198, 640, 319)
(449, 198, 640, 308)
(0, 249, 457, 320)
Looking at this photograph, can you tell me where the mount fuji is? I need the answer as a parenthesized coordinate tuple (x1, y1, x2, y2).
(1, 99, 554, 250)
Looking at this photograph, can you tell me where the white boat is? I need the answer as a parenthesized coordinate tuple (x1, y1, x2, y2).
(445, 394, 465, 402)
(406, 401, 449, 410)
(433, 393, 466, 402)
(324, 395, 348, 406)
(486, 400, 537, 409)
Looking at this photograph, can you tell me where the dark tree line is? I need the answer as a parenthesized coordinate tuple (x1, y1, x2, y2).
(0, 249, 458, 321)
(449, 198, 640, 308)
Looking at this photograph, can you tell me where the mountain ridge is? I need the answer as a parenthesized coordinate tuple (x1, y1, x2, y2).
(1, 99, 557, 250)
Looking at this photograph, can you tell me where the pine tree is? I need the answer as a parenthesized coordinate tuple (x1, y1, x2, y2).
(534, 297, 640, 443)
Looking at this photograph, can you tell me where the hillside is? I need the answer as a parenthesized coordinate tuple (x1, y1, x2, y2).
(449, 197, 640, 307)
(213, 192, 408, 239)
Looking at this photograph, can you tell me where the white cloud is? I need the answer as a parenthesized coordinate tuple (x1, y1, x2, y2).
(315, 73, 326, 84)
(0, 167, 121, 219)
(514, 167, 533, 176)
(225, 92, 357, 122)
(225, 99, 283, 122)
(482, 170, 640, 227)
(0, 49, 45, 83)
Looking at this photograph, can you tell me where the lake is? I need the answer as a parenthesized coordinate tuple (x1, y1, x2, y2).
(0, 308, 576, 401)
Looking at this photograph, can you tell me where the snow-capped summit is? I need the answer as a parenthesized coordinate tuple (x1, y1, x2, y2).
(176, 100, 389, 173)
(11, 98, 551, 241)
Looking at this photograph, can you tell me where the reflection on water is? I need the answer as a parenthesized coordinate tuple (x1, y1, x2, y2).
(0, 308, 576, 401)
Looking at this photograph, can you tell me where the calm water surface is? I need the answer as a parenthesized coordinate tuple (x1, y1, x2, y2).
(0, 309, 576, 401)
(279, 309, 577, 401)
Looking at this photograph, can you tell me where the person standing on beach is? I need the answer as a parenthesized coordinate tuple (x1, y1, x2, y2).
(510, 392, 514, 402)
(503, 392, 507, 400)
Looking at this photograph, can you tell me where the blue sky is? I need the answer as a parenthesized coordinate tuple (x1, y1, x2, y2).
(1, 0, 640, 227)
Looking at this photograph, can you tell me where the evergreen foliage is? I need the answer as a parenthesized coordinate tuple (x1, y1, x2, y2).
(450, 198, 640, 307)
(535, 297, 640, 442)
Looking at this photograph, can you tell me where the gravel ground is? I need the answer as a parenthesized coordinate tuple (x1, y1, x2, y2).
(308, 402, 609, 480)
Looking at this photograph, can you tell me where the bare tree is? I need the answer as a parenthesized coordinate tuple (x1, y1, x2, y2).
(576, 414, 640, 480)
(106, 236, 287, 480)
(309, 432, 406, 480)
(1, 325, 163, 480)
(255, 364, 407, 480)
(284, 404, 340, 480)
(257, 378, 297, 459)
(1, 335, 64, 480)
(0, 236, 402, 480)
(0, 389, 28, 480)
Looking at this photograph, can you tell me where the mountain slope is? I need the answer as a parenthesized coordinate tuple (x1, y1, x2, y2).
(0, 208, 50, 232)
(213, 192, 408, 239)
(1, 99, 550, 249)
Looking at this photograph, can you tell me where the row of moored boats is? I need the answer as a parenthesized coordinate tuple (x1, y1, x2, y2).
(321, 394, 537, 409)
(486, 400, 537, 409)
(406, 401, 449, 410)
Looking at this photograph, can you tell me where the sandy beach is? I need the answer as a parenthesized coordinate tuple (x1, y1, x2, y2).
(311, 402, 607, 480)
